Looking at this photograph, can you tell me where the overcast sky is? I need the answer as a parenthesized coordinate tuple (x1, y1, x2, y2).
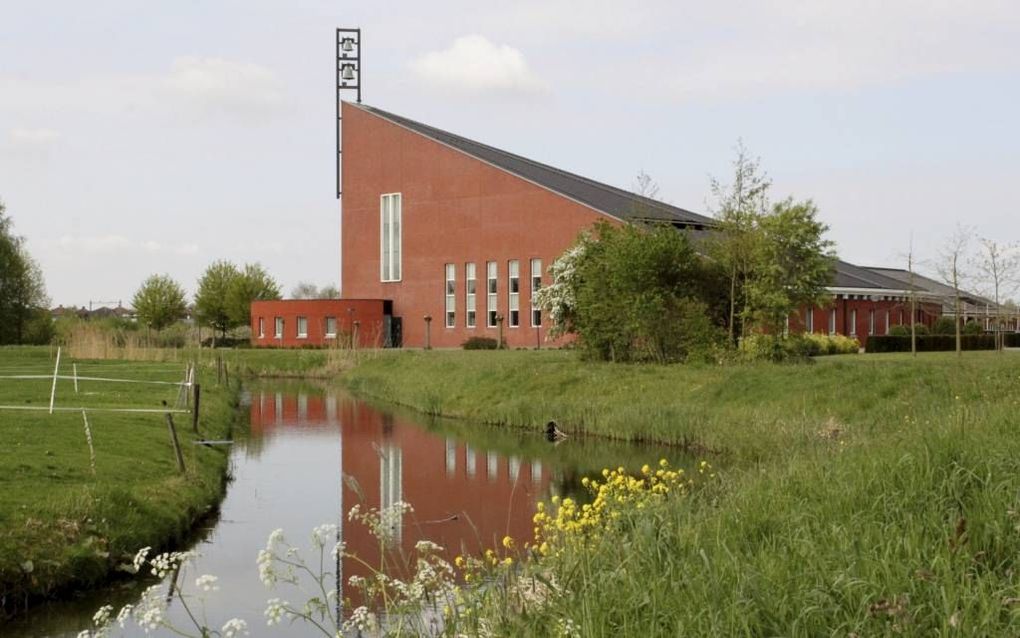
(2, 1, 1019, 307)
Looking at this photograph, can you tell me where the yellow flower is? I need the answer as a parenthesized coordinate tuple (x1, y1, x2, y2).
(641, 464, 651, 475)
(502, 535, 514, 549)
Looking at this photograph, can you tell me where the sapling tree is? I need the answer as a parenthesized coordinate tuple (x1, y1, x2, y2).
(707, 140, 771, 342)
(225, 263, 282, 328)
(935, 225, 974, 356)
(973, 238, 1019, 351)
(0, 200, 50, 344)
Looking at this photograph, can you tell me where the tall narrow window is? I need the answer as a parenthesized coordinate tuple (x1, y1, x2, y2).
(325, 316, 337, 338)
(828, 308, 836, 335)
(380, 193, 402, 282)
(445, 264, 456, 328)
(465, 262, 477, 328)
(530, 258, 542, 327)
(805, 309, 814, 333)
(849, 309, 857, 336)
(868, 309, 875, 335)
(486, 261, 498, 328)
(274, 317, 284, 338)
(508, 260, 520, 328)
(296, 316, 308, 338)
(258, 317, 265, 338)
(884, 310, 890, 334)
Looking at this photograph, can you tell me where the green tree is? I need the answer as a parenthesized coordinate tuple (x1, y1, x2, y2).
(743, 198, 836, 336)
(132, 274, 187, 332)
(541, 222, 724, 363)
(226, 263, 281, 328)
(707, 141, 772, 343)
(0, 200, 50, 344)
(195, 260, 242, 340)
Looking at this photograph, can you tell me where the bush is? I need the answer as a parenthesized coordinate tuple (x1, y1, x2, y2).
(462, 336, 502, 350)
(963, 321, 983, 335)
(932, 316, 956, 335)
(866, 335, 997, 353)
(888, 323, 929, 337)
(739, 333, 858, 362)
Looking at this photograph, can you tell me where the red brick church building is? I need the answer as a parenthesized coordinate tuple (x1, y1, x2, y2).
(251, 102, 942, 349)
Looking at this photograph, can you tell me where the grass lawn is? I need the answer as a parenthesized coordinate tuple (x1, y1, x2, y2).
(336, 348, 1020, 635)
(0, 346, 239, 615)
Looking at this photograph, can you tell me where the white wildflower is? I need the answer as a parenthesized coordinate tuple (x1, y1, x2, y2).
(331, 540, 346, 560)
(195, 574, 219, 592)
(264, 598, 290, 626)
(116, 604, 133, 628)
(311, 523, 337, 548)
(415, 540, 443, 554)
(221, 618, 249, 637)
(341, 606, 377, 633)
(131, 547, 151, 573)
(267, 528, 285, 546)
(256, 548, 276, 587)
(92, 604, 114, 626)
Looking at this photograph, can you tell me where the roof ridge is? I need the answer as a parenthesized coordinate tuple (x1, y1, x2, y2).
(350, 103, 713, 225)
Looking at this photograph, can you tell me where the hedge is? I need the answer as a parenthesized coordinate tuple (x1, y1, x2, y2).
(866, 335, 998, 353)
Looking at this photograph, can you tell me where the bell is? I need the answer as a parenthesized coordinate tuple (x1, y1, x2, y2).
(341, 64, 355, 81)
(341, 37, 355, 53)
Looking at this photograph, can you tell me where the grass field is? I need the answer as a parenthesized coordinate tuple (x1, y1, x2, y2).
(336, 349, 1020, 635)
(0, 347, 239, 615)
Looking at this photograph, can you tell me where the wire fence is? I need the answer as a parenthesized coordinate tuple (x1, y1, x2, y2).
(0, 347, 203, 473)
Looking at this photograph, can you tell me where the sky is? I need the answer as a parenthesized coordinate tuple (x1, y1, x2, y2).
(2, 1, 1019, 307)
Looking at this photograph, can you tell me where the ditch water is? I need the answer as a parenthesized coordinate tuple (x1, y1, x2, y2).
(7, 381, 681, 637)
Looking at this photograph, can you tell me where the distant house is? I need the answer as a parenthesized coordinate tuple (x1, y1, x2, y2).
(50, 304, 136, 322)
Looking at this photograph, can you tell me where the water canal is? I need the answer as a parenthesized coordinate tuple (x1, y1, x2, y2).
(7, 380, 680, 637)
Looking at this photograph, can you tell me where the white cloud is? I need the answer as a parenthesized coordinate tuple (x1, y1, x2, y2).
(161, 56, 285, 115)
(410, 35, 547, 94)
(8, 128, 60, 145)
(0, 56, 285, 120)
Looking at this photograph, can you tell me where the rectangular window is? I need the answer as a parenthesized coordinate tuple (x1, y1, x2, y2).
(325, 316, 337, 338)
(486, 261, 498, 328)
(465, 262, 477, 328)
(508, 259, 520, 328)
(296, 316, 308, 338)
(530, 258, 542, 327)
(828, 308, 836, 335)
(868, 310, 875, 335)
(380, 193, 402, 282)
(445, 263, 456, 328)
(379, 444, 403, 542)
(274, 317, 284, 338)
(258, 317, 264, 338)
(849, 309, 857, 336)
(884, 310, 890, 334)
(805, 308, 814, 333)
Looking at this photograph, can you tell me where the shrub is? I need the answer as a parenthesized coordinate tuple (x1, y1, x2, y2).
(890, 323, 929, 337)
(739, 333, 858, 362)
(963, 321, 983, 335)
(933, 316, 956, 335)
(462, 336, 501, 350)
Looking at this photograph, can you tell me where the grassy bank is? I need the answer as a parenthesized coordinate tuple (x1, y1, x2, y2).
(338, 349, 1020, 634)
(0, 347, 240, 616)
(342, 349, 1019, 461)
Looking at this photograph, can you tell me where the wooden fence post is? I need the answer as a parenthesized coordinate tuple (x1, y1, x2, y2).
(192, 384, 201, 434)
(164, 404, 186, 473)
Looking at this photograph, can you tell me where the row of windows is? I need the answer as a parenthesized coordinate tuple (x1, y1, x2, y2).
(801, 308, 903, 336)
(257, 316, 340, 339)
(444, 259, 543, 329)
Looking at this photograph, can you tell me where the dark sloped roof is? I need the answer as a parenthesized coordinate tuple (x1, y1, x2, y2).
(866, 267, 990, 304)
(350, 103, 715, 229)
(832, 260, 918, 290)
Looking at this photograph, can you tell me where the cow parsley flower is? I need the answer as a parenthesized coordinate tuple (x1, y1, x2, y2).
(195, 574, 219, 591)
(221, 618, 249, 637)
(264, 598, 289, 626)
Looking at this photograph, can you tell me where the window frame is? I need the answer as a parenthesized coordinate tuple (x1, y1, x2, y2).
(325, 316, 338, 339)
(849, 309, 857, 336)
(530, 258, 542, 327)
(274, 316, 284, 339)
(486, 261, 498, 328)
(296, 316, 308, 339)
(379, 193, 402, 282)
(508, 259, 520, 328)
(258, 317, 265, 339)
(445, 263, 456, 328)
(828, 308, 836, 335)
(465, 262, 477, 328)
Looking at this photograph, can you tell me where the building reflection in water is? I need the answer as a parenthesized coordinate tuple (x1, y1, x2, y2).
(249, 390, 550, 597)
